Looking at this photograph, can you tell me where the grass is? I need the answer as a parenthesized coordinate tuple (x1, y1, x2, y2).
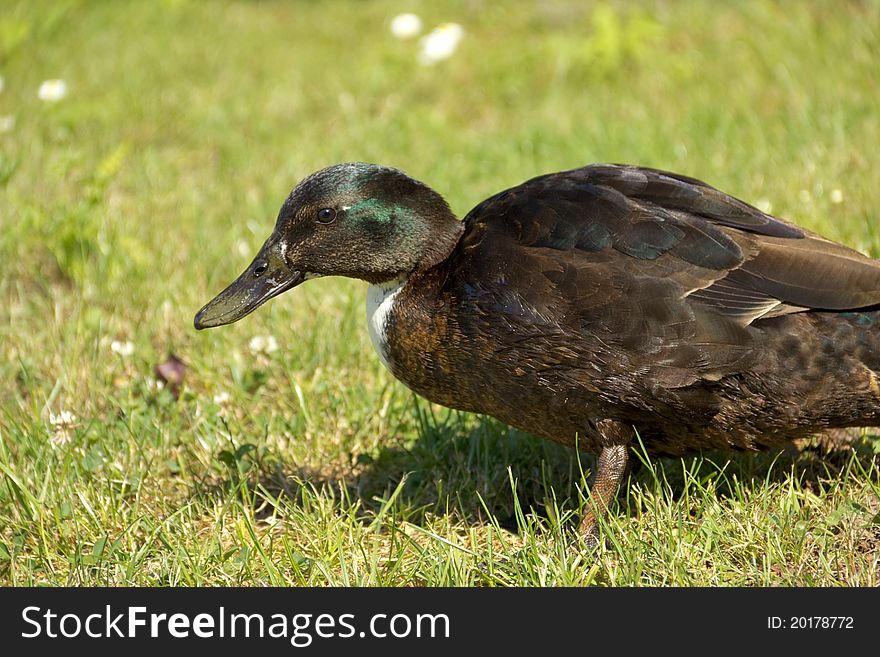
(1, 0, 879, 586)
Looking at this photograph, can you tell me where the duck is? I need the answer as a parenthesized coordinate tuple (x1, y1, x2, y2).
(194, 162, 880, 541)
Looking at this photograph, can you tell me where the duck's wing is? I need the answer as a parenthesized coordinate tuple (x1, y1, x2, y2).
(585, 165, 880, 317)
(458, 164, 880, 324)
(452, 164, 880, 382)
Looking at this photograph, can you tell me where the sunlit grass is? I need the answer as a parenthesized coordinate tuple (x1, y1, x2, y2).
(1, 0, 878, 586)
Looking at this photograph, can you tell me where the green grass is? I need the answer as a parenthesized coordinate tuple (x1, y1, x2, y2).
(1, 0, 879, 586)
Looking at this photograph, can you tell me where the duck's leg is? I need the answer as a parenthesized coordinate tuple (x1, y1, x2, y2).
(580, 420, 631, 545)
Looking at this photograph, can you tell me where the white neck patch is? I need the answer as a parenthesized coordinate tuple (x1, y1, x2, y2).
(366, 277, 406, 370)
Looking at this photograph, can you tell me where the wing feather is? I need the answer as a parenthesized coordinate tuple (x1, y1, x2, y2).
(461, 164, 880, 326)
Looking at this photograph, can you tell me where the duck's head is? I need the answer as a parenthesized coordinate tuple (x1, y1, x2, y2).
(194, 162, 463, 329)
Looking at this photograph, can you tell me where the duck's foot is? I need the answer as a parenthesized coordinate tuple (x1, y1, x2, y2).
(581, 523, 603, 551)
(579, 428, 630, 546)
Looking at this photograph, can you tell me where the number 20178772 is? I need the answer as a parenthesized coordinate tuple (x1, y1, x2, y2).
(767, 617, 854, 630)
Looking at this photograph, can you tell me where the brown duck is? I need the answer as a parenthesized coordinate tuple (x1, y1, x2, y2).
(195, 163, 880, 541)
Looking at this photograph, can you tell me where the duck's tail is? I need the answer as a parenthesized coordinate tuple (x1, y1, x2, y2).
(787, 309, 880, 431)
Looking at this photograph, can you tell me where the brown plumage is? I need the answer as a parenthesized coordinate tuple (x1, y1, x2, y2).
(195, 162, 880, 541)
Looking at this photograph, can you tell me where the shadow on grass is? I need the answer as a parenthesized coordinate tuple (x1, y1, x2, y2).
(200, 403, 880, 535)
(267, 413, 584, 533)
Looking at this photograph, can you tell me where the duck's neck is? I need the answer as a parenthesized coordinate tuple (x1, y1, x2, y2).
(417, 217, 465, 271)
(366, 276, 408, 371)
(359, 213, 464, 285)
(364, 217, 462, 370)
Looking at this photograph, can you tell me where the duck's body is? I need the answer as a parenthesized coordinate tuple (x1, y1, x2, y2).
(195, 162, 880, 539)
(371, 166, 880, 457)
(376, 264, 880, 457)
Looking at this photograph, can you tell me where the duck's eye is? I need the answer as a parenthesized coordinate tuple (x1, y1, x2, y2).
(316, 207, 337, 224)
(253, 262, 268, 277)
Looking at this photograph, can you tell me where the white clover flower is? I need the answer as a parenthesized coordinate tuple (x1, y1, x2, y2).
(390, 13, 423, 39)
(830, 189, 843, 204)
(111, 340, 135, 357)
(48, 410, 77, 448)
(213, 391, 231, 405)
(418, 23, 464, 65)
(38, 79, 68, 102)
(0, 115, 13, 134)
(249, 335, 279, 355)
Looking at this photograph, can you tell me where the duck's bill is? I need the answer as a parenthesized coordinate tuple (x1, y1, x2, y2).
(194, 256, 305, 330)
